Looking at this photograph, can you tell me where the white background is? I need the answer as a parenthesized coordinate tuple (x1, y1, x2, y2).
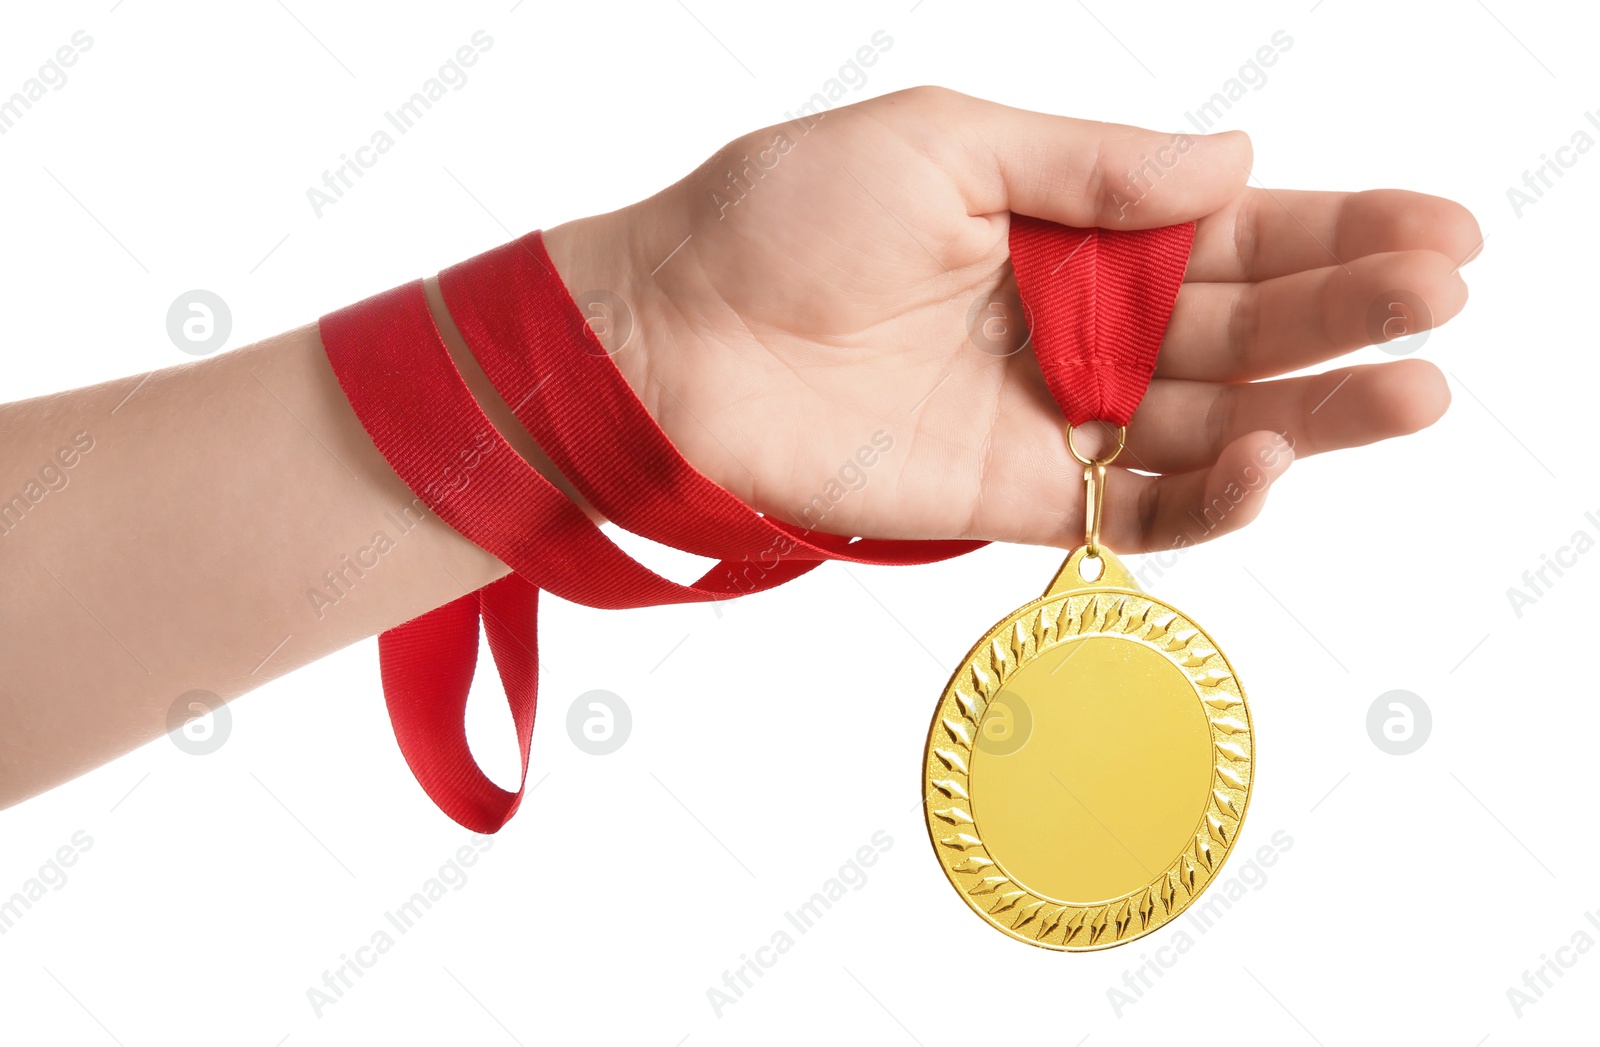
(1, 0, 1595, 1043)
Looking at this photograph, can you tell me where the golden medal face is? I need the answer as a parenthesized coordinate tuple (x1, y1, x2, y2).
(922, 548, 1253, 950)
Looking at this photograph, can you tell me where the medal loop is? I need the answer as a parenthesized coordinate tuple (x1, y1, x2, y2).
(1064, 421, 1126, 468)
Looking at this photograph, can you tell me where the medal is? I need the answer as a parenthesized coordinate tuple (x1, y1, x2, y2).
(922, 217, 1253, 950)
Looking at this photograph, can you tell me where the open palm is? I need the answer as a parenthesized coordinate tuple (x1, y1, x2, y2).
(545, 86, 1479, 551)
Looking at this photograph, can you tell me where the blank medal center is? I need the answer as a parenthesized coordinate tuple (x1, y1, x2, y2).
(967, 635, 1213, 905)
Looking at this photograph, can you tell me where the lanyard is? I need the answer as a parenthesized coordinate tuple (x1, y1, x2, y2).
(318, 218, 1192, 831)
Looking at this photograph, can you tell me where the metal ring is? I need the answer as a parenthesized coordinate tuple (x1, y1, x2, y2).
(1065, 422, 1127, 469)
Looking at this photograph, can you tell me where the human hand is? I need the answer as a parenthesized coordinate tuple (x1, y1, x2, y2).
(544, 86, 1480, 551)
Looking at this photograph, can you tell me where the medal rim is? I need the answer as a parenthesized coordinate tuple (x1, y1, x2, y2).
(920, 558, 1254, 952)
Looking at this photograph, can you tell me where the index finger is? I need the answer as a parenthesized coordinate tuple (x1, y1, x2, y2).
(1185, 187, 1484, 283)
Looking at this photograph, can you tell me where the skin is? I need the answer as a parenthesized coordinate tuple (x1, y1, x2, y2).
(0, 87, 1480, 809)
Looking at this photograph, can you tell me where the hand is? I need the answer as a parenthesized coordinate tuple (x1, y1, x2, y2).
(544, 86, 1480, 551)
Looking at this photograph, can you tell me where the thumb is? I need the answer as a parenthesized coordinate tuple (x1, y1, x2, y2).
(887, 87, 1252, 228)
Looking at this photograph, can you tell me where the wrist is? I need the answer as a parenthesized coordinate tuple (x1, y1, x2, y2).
(541, 205, 674, 426)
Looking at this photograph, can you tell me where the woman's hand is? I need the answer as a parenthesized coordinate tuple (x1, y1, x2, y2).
(545, 86, 1480, 551)
(0, 84, 1482, 807)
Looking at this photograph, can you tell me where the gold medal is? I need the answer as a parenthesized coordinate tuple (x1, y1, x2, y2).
(922, 424, 1253, 950)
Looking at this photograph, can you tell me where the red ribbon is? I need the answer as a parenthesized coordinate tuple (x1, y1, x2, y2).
(1009, 216, 1195, 427)
(318, 217, 1193, 832)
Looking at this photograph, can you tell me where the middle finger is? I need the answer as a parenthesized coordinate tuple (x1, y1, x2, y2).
(1156, 249, 1467, 382)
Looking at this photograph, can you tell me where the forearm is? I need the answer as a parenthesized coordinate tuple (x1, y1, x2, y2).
(0, 224, 617, 808)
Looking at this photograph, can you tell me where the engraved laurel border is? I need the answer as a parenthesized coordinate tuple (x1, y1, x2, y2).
(921, 586, 1254, 951)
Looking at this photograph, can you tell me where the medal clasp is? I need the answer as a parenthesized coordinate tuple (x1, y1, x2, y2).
(1065, 422, 1126, 561)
